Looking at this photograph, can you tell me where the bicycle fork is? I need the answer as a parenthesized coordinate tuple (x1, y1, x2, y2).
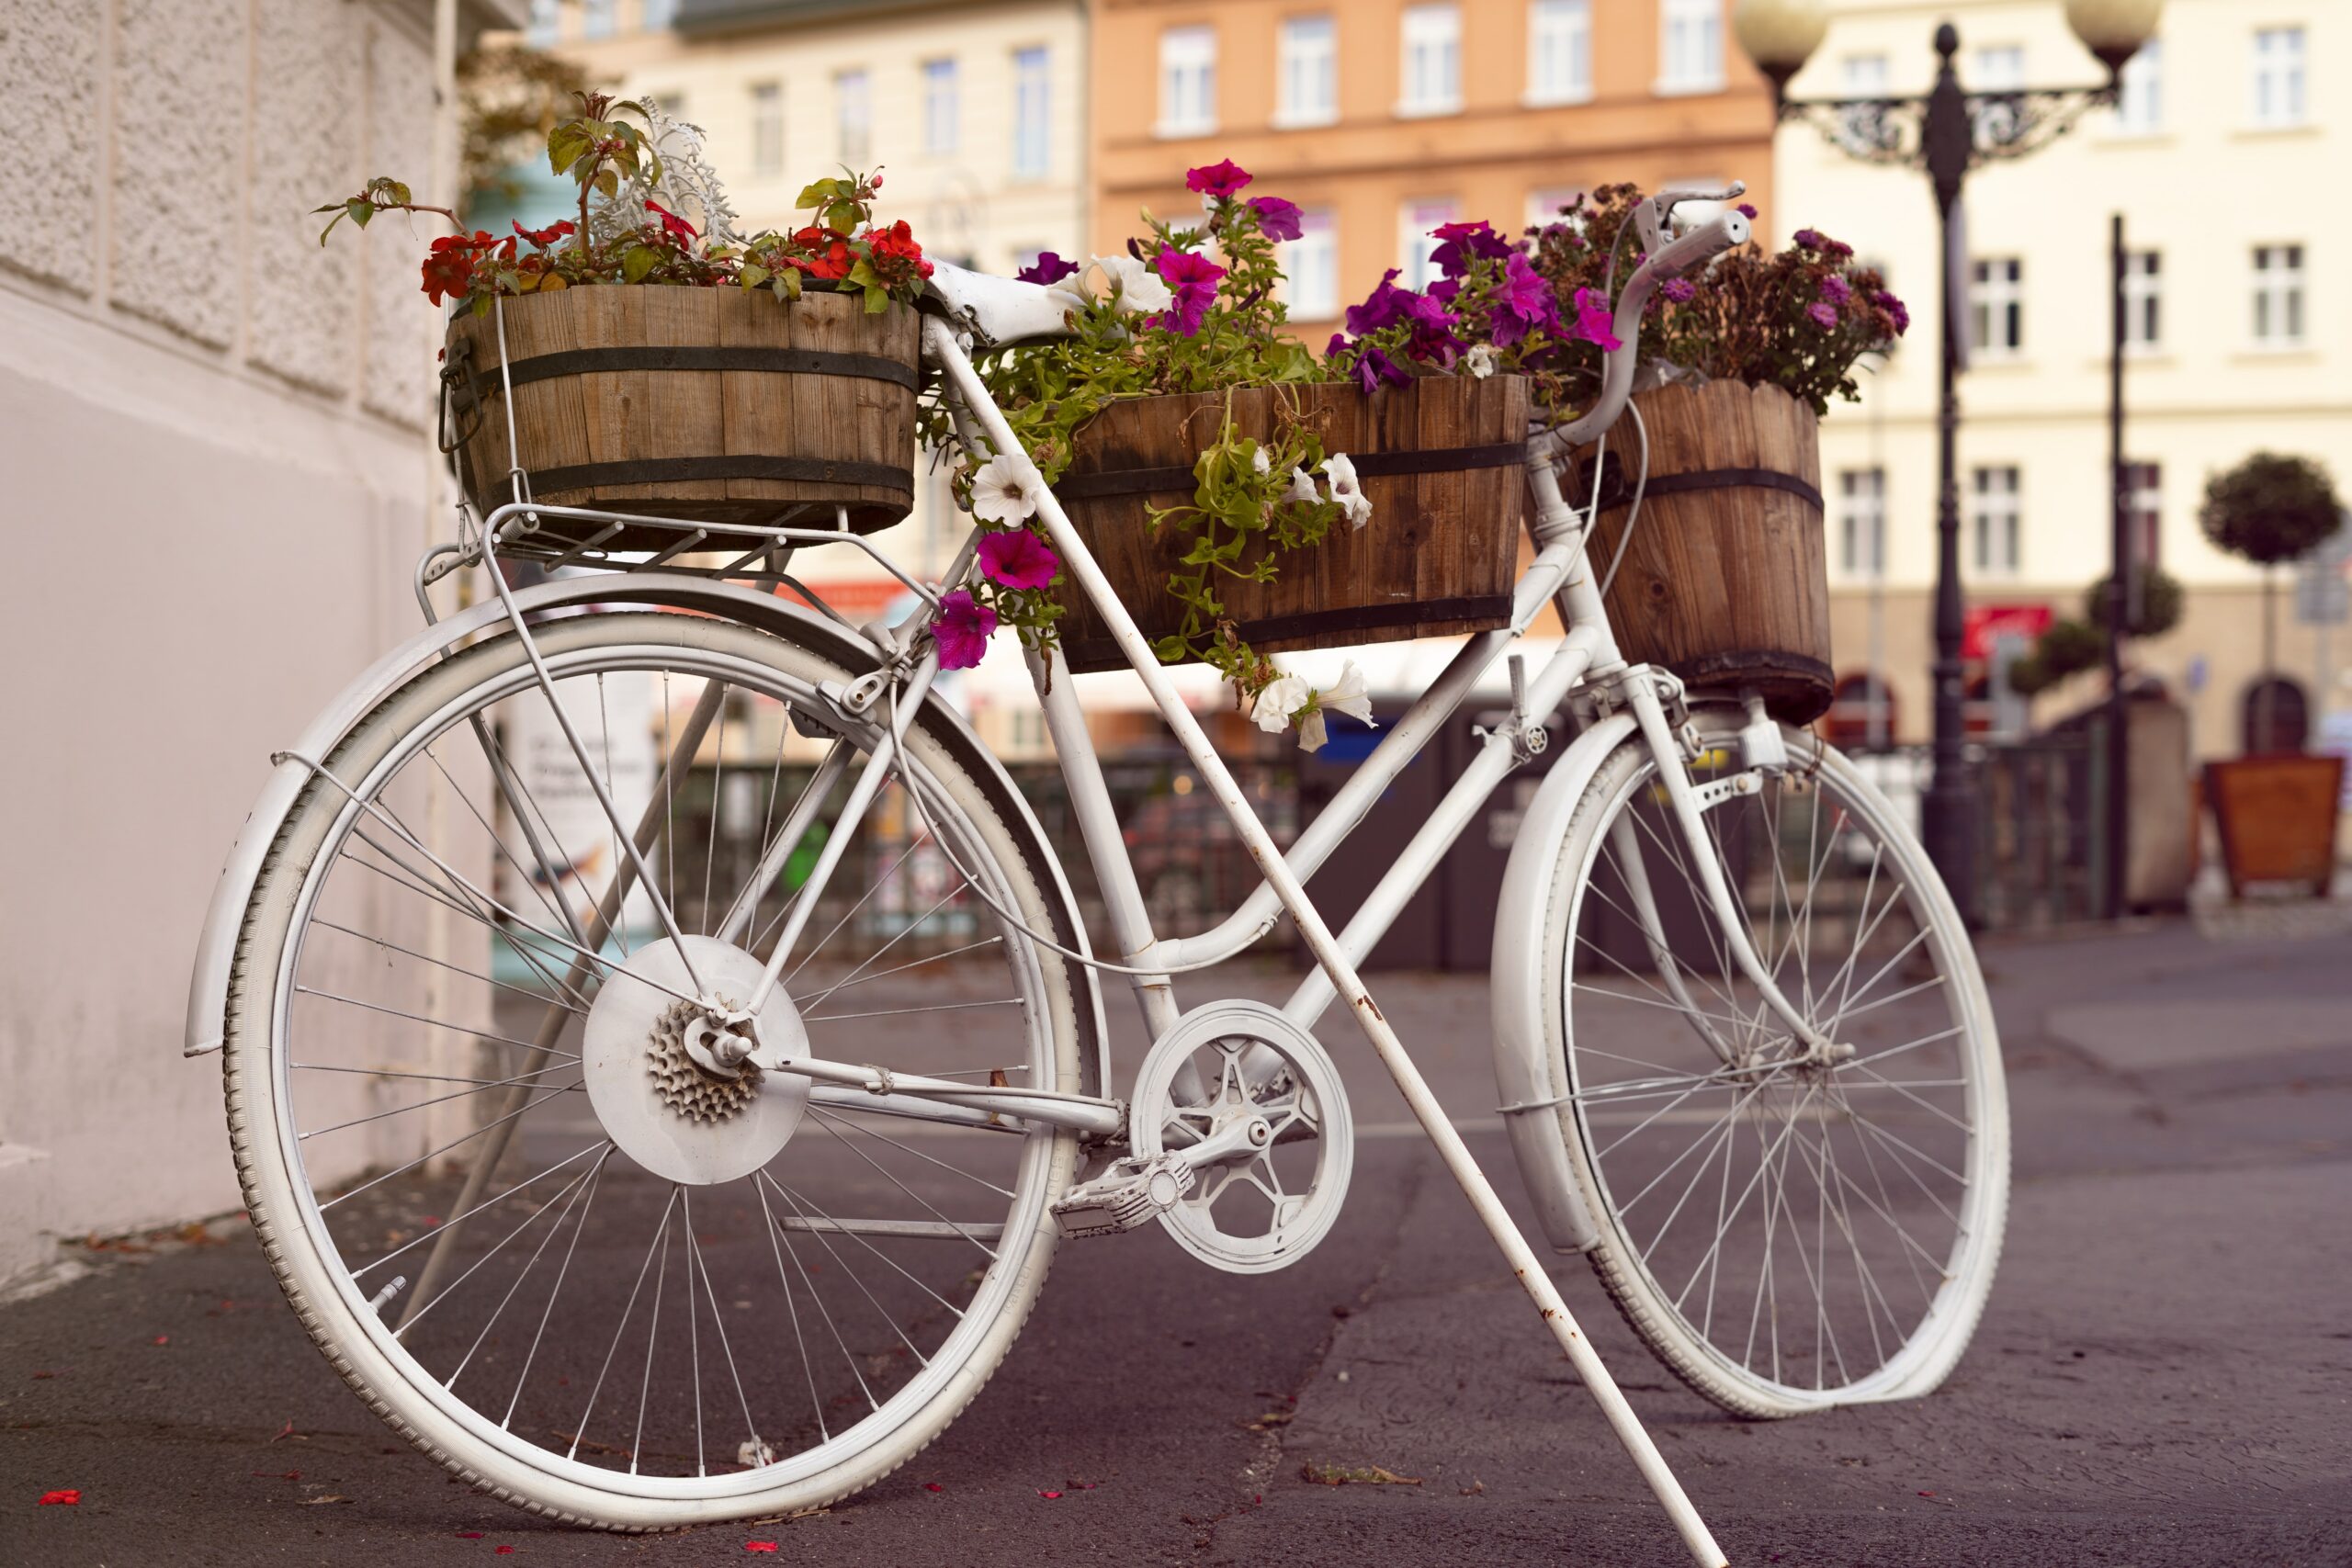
(932, 320, 1730, 1568)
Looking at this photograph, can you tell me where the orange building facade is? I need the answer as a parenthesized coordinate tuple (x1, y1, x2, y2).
(1090, 0, 1779, 337)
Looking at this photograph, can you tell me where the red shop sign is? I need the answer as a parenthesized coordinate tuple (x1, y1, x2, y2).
(1962, 603, 2052, 661)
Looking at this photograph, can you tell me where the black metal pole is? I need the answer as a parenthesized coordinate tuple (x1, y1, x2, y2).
(2104, 213, 2131, 919)
(1919, 24, 1979, 926)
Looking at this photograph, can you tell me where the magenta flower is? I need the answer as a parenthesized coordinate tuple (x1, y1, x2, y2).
(1793, 227, 1826, 250)
(1818, 274, 1852, 306)
(1248, 196, 1304, 242)
(1736, 202, 1758, 220)
(1325, 331, 1351, 358)
(933, 591, 997, 670)
(1400, 291, 1465, 367)
(1572, 286, 1622, 351)
(1345, 269, 1409, 334)
(1487, 253, 1557, 348)
(1874, 288, 1911, 334)
(1430, 219, 1512, 279)
(1185, 159, 1253, 197)
(1660, 276, 1697, 303)
(977, 529, 1060, 591)
(1016, 252, 1079, 285)
(1153, 245, 1227, 336)
(1351, 346, 1412, 395)
(1806, 301, 1839, 330)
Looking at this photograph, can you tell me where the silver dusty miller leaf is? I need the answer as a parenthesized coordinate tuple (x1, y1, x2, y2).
(588, 94, 743, 252)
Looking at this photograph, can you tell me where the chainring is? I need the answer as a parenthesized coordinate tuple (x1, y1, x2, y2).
(1129, 1000, 1351, 1274)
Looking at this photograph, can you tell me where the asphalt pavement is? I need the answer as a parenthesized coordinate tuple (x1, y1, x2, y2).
(4, 918, 2349, 1567)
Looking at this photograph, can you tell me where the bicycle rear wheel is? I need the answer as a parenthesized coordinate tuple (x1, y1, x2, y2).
(1535, 715, 2007, 1416)
(221, 611, 1082, 1528)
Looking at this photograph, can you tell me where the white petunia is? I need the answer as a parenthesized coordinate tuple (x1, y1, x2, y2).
(1085, 254, 1172, 315)
(1252, 445, 1272, 475)
(969, 452, 1039, 525)
(1465, 344, 1496, 379)
(1252, 674, 1311, 735)
(1296, 706, 1329, 752)
(1321, 452, 1373, 529)
(1283, 466, 1320, 506)
(1317, 660, 1375, 728)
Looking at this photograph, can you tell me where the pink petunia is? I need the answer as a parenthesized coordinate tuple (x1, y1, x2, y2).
(933, 591, 997, 670)
(1573, 287, 1623, 351)
(1184, 159, 1252, 197)
(978, 530, 1060, 591)
(1153, 245, 1227, 336)
(1247, 195, 1304, 242)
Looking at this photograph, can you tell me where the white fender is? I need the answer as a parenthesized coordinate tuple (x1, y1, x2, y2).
(1487, 708, 1639, 1253)
(182, 574, 1112, 1106)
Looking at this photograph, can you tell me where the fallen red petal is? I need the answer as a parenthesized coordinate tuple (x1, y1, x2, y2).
(39, 1490, 81, 1506)
(495, 1549, 515, 1557)
(153, 1335, 170, 1346)
(1918, 1490, 1936, 1498)
(745, 1544, 779, 1554)
(922, 1482, 944, 1493)
(1037, 1489, 1062, 1499)
(456, 1531, 484, 1539)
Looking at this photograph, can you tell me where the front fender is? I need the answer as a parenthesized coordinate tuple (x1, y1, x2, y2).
(183, 575, 1113, 1106)
(1487, 709, 1638, 1254)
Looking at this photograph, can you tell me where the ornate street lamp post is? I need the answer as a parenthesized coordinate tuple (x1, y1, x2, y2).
(1733, 0, 2161, 926)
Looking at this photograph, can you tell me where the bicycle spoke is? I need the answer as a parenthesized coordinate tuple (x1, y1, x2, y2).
(569, 1186, 679, 1463)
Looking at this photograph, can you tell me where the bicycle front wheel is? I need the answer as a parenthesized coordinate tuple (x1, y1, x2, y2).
(1536, 715, 2007, 1416)
(221, 611, 1083, 1529)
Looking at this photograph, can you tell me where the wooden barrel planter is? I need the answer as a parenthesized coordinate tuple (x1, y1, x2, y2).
(1054, 376, 1531, 673)
(443, 286, 922, 553)
(1576, 379, 1833, 724)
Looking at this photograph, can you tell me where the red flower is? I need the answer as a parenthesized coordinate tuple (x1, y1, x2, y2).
(39, 1490, 80, 1506)
(863, 219, 935, 283)
(513, 218, 576, 249)
(795, 226, 854, 280)
(419, 233, 487, 306)
(1185, 158, 1253, 197)
(645, 199, 699, 246)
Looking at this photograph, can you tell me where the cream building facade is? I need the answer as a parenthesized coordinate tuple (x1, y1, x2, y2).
(548, 0, 1091, 610)
(1772, 0, 2349, 759)
(0, 0, 517, 1285)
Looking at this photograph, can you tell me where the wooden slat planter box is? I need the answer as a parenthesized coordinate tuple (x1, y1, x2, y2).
(2203, 754, 2345, 898)
(1577, 380, 1833, 725)
(445, 287, 922, 552)
(1054, 377, 1531, 674)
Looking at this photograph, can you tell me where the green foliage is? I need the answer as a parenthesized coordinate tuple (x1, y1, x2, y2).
(2199, 452, 2342, 567)
(2084, 566, 2184, 640)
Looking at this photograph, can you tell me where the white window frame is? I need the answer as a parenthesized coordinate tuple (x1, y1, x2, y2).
(1657, 0, 1724, 96)
(2251, 243, 2306, 346)
(526, 0, 558, 47)
(1970, 466, 2022, 580)
(2114, 37, 2161, 134)
(1837, 467, 1887, 581)
(922, 58, 960, 157)
(1276, 14, 1340, 128)
(1970, 256, 2024, 358)
(580, 0, 615, 39)
(750, 82, 784, 177)
(1281, 208, 1340, 321)
(1399, 197, 1459, 290)
(1158, 25, 1218, 137)
(835, 69, 871, 166)
(1526, 0, 1591, 107)
(1012, 47, 1051, 179)
(2251, 26, 2306, 129)
(2122, 249, 2160, 351)
(1398, 4, 1462, 118)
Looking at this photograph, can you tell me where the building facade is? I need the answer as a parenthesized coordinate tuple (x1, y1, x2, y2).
(0, 0, 516, 1285)
(1774, 0, 2350, 758)
(1090, 0, 1780, 338)
(547, 0, 1091, 608)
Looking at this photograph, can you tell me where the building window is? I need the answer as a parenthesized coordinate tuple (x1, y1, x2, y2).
(641, 0, 676, 29)
(1400, 197, 1459, 289)
(1527, 0, 1591, 105)
(1970, 257, 2023, 357)
(581, 0, 615, 39)
(1159, 25, 1217, 136)
(2251, 26, 2306, 128)
(1399, 5, 1462, 116)
(2123, 460, 2162, 569)
(1971, 466, 2021, 578)
(1835, 52, 1890, 147)
(750, 83, 783, 177)
(1972, 44, 2025, 140)
(2115, 37, 2160, 132)
(1838, 468, 1886, 579)
(1282, 208, 1340, 321)
(2122, 250, 2160, 349)
(835, 70, 871, 165)
(1012, 47, 1050, 178)
(525, 0, 558, 47)
(1277, 15, 1339, 127)
(1526, 186, 1583, 231)
(1658, 0, 1723, 95)
(2252, 243, 2305, 345)
(923, 59, 960, 156)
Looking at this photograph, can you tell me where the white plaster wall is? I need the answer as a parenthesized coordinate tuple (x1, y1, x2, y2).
(0, 0, 492, 1284)
(1777, 0, 2352, 752)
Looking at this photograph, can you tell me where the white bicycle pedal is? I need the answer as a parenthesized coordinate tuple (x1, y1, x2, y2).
(1049, 1153, 1194, 1238)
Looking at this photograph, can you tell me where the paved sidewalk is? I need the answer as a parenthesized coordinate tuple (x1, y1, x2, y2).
(4, 918, 2349, 1565)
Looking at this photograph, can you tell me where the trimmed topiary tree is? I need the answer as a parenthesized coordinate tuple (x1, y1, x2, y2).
(2199, 453, 2342, 752)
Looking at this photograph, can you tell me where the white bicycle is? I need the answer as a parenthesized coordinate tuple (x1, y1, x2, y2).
(186, 187, 2005, 1565)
